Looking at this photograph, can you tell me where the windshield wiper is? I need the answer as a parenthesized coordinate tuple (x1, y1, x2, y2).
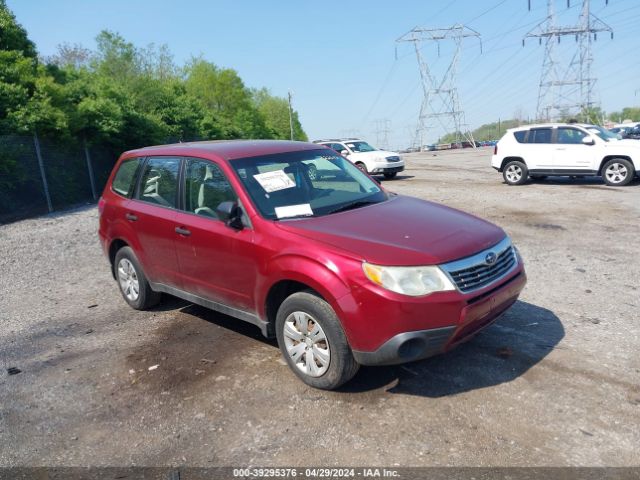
(327, 200, 378, 215)
(273, 214, 316, 221)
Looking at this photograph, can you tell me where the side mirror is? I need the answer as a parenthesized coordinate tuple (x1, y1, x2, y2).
(582, 136, 595, 146)
(340, 150, 349, 156)
(216, 201, 244, 230)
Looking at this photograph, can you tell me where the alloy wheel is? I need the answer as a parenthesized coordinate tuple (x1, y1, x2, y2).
(117, 258, 140, 301)
(505, 164, 522, 183)
(605, 162, 628, 184)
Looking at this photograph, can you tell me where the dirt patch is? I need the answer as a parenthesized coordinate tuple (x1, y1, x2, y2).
(124, 306, 274, 394)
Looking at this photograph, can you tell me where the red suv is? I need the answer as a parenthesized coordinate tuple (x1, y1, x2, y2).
(99, 140, 526, 389)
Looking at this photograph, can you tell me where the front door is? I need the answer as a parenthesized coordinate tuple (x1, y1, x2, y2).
(553, 126, 597, 171)
(173, 157, 258, 312)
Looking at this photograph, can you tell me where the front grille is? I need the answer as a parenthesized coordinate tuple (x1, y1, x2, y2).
(441, 238, 517, 293)
(385, 156, 401, 162)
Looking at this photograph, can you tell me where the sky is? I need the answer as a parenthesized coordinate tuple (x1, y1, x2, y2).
(7, 0, 640, 149)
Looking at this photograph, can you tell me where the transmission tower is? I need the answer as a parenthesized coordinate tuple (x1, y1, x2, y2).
(373, 119, 391, 150)
(396, 25, 481, 151)
(524, 0, 613, 122)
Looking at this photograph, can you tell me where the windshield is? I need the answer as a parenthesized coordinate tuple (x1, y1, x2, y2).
(230, 149, 387, 220)
(586, 125, 618, 142)
(345, 141, 377, 153)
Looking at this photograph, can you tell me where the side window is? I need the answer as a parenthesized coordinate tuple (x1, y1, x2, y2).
(528, 128, 552, 144)
(333, 143, 348, 153)
(111, 158, 141, 198)
(136, 157, 180, 208)
(184, 158, 236, 218)
(513, 131, 527, 143)
(557, 127, 587, 144)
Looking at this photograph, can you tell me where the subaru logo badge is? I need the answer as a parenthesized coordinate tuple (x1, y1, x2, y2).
(485, 252, 497, 265)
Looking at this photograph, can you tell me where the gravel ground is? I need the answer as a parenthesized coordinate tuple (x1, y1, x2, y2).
(0, 148, 639, 467)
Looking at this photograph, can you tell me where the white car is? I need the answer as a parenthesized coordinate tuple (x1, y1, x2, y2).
(491, 123, 640, 186)
(313, 138, 405, 179)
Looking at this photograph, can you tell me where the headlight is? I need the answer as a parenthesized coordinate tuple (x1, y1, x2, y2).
(362, 262, 456, 296)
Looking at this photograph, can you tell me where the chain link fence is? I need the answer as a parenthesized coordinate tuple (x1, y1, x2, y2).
(0, 134, 118, 224)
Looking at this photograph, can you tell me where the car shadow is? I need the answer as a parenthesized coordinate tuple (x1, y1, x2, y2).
(522, 176, 639, 188)
(378, 174, 415, 181)
(168, 299, 563, 398)
(339, 300, 564, 397)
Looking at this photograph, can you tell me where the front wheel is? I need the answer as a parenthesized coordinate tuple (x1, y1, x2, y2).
(503, 160, 528, 185)
(384, 172, 397, 179)
(355, 162, 367, 173)
(276, 291, 359, 390)
(602, 158, 634, 186)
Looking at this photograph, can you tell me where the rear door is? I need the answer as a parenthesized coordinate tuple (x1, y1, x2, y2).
(126, 156, 182, 288)
(172, 157, 258, 312)
(525, 127, 554, 169)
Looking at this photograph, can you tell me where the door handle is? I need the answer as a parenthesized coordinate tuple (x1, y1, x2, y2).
(125, 213, 138, 221)
(555, 148, 566, 151)
(175, 226, 191, 236)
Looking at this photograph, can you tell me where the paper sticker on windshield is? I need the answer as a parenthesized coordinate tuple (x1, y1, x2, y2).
(275, 204, 313, 219)
(253, 170, 295, 193)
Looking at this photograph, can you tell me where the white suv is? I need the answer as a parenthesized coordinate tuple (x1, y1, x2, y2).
(491, 123, 640, 186)
(313, 138, 405, 179)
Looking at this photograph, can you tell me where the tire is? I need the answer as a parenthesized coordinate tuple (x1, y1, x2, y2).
(502, 160, 528, 185)
(355, 162, 367, 173)
(602, 158, 635, 186)
(307, 164, 319, 181)
(275, 291, 359, 390)
(383, 172, 397, 179)
(114, 246, 161, 310)
(530, 175, 547, 180)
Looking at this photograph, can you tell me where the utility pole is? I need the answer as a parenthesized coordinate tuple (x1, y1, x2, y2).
(524, 0, 612, 122)
(287, 90, 294, 141)
(396, 24, 481, 151)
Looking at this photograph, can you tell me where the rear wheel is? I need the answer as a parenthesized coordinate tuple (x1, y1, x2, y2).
(602, 158, 634, 186)
(276, 291, 359, 390)
(114, 246, 160, 310)
(503, 160, 528, 185)
(355, 162, 367, 173)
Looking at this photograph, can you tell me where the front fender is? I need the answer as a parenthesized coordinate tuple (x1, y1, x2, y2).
(256, 252, 355, 323)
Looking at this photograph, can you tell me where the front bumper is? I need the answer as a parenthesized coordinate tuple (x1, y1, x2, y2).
(371, 165, 405, 174)
(346, 268, 526, 366)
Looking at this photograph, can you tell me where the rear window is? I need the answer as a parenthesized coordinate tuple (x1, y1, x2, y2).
(111, 158, 141, 197)
(513, 131, 527, 143)
(528, 128, 552, 144)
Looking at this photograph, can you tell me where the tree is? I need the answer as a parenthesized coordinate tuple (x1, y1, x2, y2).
(253, 88, 307, 141)
(184, 58, 268, 138)
(44, 43, 92, 70)
(0, 0, 36, 58)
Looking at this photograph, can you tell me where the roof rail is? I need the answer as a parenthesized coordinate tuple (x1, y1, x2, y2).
(312, 137, 361, 143)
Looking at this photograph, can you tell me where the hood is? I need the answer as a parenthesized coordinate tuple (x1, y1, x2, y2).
(611, 139, 640, 148)
(276, 195, 506, 265)
(349, 150, 400, 160)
